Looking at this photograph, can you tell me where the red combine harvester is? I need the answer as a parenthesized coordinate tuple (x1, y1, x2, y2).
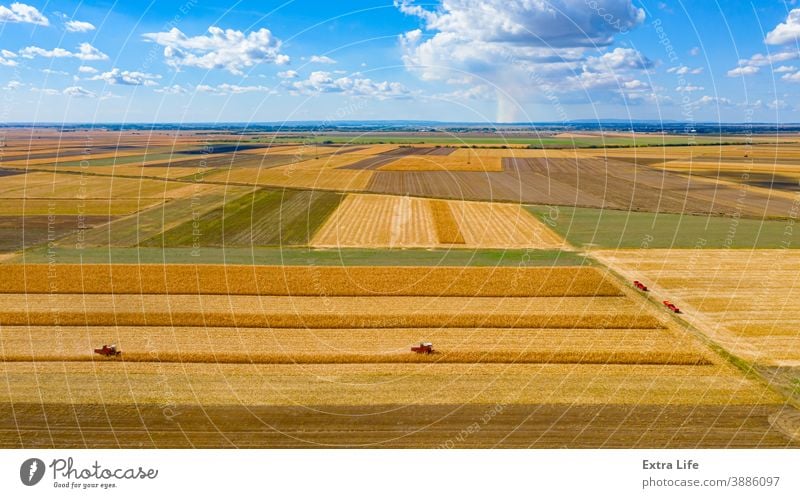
(633, 280, 648, 291)
(411, 342, 434, 354)
(662, 301, 681, 314)
(94, 344, 122, 357)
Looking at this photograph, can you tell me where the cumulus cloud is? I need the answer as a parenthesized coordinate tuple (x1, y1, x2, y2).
(196, 83, 275, 95)
(727, 50, 800, 77)
(667, 65, 703, 75)
(288, 71, 411, 99)
(89, 68, 160, 86)
(675, 84, 704, 92)
(782, 71, 800, 83)
(278, 69, 298, 79)
(78, 65, 97, 73)
(20, 42, 108, 61)
(396, 0, 647, 120)
(0, 2, 48, 26)
(693, 95, 733, 107)
(154, 84, 188, 94)
(65, 20, 95, 32)
(143, 26, 289, 75)
(3, 80, 23, 90)
(63, 85, 96, 98)
(309, 55, 336, 64)
(0, 49, 16, 66)
(775, 65, 797, 73)
(765, 9, 800, 45)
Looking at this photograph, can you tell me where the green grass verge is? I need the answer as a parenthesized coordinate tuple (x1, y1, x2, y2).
(526, 205, 798, 249)
(141, 188, 343, 248)
(10, 247, 590, 266)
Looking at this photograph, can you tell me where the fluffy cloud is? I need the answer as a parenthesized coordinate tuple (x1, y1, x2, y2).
(0, 49, 16, 66)
(143, 26, 289, 75)
(3, 80, 23, 90)
(78, 65, 97, 73)
(0, 2, 48, 26)
(727, 50, 800, 77)
(20, 42, 108, 61)
(196, 83, 275, 95)
(396, 0, 647, 120)
(727, 65, 759, 77)
(63, 86, 96, 98)
(278, 70, 298, 79)
(765, 9, 800, 45)
(309, 55, 336, 64)
(693, 95, 733, 107)
(675, 84, 704, 92)
(782, 71, 800, 83)
(154, 84, 188, 94)
(288, 71, 411, 99)
(65, 20, 95, 33)
(89, 68, 160, 86)
(775, 65, 797, 74)
(667, 66, 703, 75)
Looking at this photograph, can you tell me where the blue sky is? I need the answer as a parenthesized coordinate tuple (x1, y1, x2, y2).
(0, 0, 799, 123)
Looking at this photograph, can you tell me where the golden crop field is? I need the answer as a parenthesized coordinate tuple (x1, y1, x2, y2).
(593, 249, 800, 365)
(378, 155, 503, 172)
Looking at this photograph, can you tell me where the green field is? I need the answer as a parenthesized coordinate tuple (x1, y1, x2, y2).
(526, 205, 798, 249)
(11, 246, 590, 266)
(141, 188, 343, 247)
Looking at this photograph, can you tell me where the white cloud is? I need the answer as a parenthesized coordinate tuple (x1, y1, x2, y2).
(277, 69, 298, 79)
(768, 99, 788, 110)
(396, 0, 647, 120)
(42, 68, 68, 75)
(667, 65, 703, 75)
(727, 65, 760, 77)
(676, 84, 704, 92)
(154, 84, 188, 94)
(309, 55, 337, 64)
(63, 86, 96, 98)
(288, 70, 411, 99)
(89, 68, 160, 86)
(20, 42, 108, 61)
(689, 46, 700, 56)
(3, 80, 22, 90)
(775, 65, 797, 73)
(31, 87, 60, 96)
(765, 9, 800, 45)
(65, 20, 95, 33)
(694, 95, 733, 107)
(782, 71, 800, 83)
(0, 2, 48, 26)
(0, 51, 16, 66)
(78, 65, 97, 73)
(143, 26, 289, 75)
(196, 83, 275, 95)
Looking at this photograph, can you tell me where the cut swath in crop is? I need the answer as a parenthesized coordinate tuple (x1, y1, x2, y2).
(430, 200, 465, 244)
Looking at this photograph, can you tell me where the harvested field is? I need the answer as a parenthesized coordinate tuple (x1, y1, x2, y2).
(0, 215, 112, 251)
(312, 194, 565, 249)
(593, 249, 800, 366)
(0, 198, 162, 216)
(449, 200, 566, 248)
(377, 155, 502, 172)
(206, 162, 375, 191)
(0, 265, 624, 296)
(312, 194, 438, 247)
(142, 188, 343, 247)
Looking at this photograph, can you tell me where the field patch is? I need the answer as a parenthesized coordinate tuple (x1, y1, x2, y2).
(377, 155, 502, 172)
(313, 194, 565, 249)
(526, 205, 799, 249)
(143, 188, 343, 248)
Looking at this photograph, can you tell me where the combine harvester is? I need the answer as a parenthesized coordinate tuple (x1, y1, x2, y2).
(633, 280, 648, 291)
(662, 301, 681, 314)
(94, 344, 122, 357)
(411, 342, 435, 354)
